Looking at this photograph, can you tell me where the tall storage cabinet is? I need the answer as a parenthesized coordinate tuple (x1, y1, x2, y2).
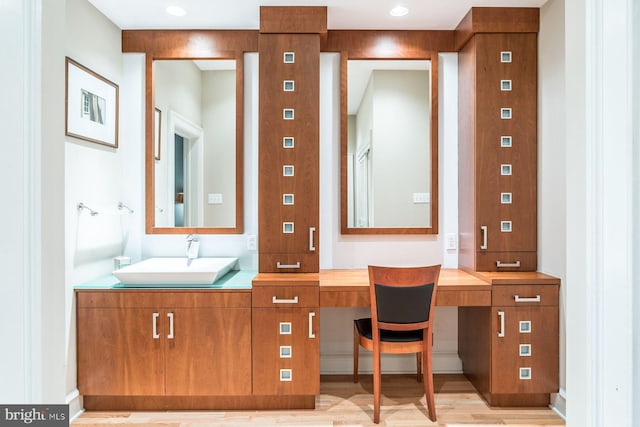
(458, 19, 538, 272)
(258, 8, 324, 274)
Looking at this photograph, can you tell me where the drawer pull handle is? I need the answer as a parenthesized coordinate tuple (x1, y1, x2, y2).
(480, 226, 488, 250)
(497, 311, 505, 337)
(514, 295, 541, 303)
(309, 227, 316, 252)
(152, 312, 160, 339)
(272, 296, 299, 304)
(497, 261, 521, 268)
(277, 261, 301, 269)
(309, 311, 316, 338)
(167, 312, 174, 339)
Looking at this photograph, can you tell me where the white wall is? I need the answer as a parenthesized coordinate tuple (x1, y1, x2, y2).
(202, 70, 237, 227)
(372, 70, 430, 228)
(0, 0, 67, 405)
(565, 0, 639, 425)
(64, 0, 125, 413)
(538, 0, 566, 415)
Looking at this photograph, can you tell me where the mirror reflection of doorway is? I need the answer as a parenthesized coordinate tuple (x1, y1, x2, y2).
(166, 111, 204, 228)
(174, 134, 185, 227)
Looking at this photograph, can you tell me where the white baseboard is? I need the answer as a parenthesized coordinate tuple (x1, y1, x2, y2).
(550, 388, 566, 420)
(320, 351, 463, 375)
(66, 388, 84, 422)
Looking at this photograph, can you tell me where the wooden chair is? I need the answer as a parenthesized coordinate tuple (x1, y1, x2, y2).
(353, 264, 441, 423)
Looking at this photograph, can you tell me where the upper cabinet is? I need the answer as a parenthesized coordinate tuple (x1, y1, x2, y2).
(257, 7, 325, 273)
(457, 8, 539, 272)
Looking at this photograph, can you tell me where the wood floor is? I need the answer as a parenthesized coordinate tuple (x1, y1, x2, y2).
(73, 374, 565, 426)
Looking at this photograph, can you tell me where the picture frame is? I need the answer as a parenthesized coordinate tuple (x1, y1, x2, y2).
(65, 57, 119, 148)
(155, 108, 162, 160)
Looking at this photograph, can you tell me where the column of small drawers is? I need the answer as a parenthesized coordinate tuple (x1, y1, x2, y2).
(258, 34, 320, 273)
(473, 33, 538, 271)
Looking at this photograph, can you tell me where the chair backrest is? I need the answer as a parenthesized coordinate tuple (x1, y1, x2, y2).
(368, 265, 441, 331)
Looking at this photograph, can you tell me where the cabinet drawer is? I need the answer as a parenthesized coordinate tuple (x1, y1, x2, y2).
(492, 285, 558, 307)
(476, 252, 537, 272)
(252, 287, 319, 308)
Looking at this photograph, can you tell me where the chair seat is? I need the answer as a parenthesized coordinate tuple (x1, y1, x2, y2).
(354, 318, 424, 343)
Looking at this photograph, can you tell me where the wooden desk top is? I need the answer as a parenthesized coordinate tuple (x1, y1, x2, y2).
(318, 269, 490, 291)
(253, 269, 560, 308)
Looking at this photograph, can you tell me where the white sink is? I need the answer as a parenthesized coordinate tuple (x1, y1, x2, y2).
(113, 257, 238, 286)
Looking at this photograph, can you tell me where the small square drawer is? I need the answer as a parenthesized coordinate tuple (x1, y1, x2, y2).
(492, 285, 558, 307)
(252, 286, 319, 308)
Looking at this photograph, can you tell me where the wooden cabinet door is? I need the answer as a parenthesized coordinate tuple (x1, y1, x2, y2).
(258, 34, 320, 273)
(491, 306, 559, 394)
(252, 307, 319, 395)
(77, 308, 164, 396)
(165, 308, 252, 396)
(474, 33, 537, 254)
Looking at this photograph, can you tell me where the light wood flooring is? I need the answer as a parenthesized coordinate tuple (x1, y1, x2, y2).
(73, 374, 565, 426)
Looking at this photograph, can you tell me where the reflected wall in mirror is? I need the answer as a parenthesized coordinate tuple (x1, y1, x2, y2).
(343, 59, 438, 234)
(153, 59, 240, 231)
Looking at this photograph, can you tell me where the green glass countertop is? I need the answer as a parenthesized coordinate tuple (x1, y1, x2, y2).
(74, 269, 256, 290)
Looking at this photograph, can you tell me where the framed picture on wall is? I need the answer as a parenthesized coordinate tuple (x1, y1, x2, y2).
(155, 108, 162, 160)
(65, 57, 119, 148)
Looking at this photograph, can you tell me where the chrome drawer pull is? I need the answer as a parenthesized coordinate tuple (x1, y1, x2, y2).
(152, 312, 160, 339)
(308, 311, 316, 338)
(167, 312, 174, 339)
(514, 295, 541, 303)
(480, 226, 488, 250)
(277, 261, 301, 269)
(496, 261, 521, 268)
(272, 296, 299, 304)
(497, 311, 505, 337)
(309, 227, 316, 252)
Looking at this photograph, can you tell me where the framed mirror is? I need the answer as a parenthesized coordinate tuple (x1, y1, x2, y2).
(341, 55, 438, 234)
(146, 56, 244, 234)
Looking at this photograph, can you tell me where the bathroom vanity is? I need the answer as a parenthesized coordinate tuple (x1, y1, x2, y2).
(75, 268, 559, 410)
(75, 4, 560, 413)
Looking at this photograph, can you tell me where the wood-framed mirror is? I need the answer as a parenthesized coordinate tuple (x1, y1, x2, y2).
(145, 52, 244, 234)
(341, 52, 438, 234)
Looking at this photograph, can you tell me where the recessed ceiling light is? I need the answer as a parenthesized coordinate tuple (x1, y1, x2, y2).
(166, 6, 186, 17)
(390, 6, 409, 17)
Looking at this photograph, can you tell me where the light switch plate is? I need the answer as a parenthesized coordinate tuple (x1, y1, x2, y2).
(247, 235, 257, 251)
(208, 193, 223, 204)
(413, 192, 430, 204)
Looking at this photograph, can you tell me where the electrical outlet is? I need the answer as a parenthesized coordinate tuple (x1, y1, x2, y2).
(446, 233, 458, 250)
(247, 235, 257, 251)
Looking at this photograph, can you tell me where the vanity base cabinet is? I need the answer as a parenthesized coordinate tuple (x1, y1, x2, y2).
(251, 281, 320, 401)
(458, 283, 559, 406)
(76, 291, 252, 402)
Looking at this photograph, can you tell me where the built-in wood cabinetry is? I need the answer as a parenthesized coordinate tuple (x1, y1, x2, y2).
(458, 276, 559, 406)
(258, 8, 324, 273)
(77, 291, 252, 399)
(251, 283, 320, 396)
(458, 9, 539, 272)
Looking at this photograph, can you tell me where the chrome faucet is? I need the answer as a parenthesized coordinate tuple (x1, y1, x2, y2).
(186, 234, 200, 260)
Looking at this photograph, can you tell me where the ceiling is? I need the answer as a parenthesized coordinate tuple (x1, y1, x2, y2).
(88, 0, 547, 31)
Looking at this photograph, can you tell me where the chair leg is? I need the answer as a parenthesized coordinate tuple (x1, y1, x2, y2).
(423, 335, 436, 421)
(416, 352, 423, 382)
(353, 324, 359, 383)
(373, 346, 381, 424)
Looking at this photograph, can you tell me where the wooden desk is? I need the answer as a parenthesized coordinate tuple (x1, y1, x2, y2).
(319, 269, 492, 307)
